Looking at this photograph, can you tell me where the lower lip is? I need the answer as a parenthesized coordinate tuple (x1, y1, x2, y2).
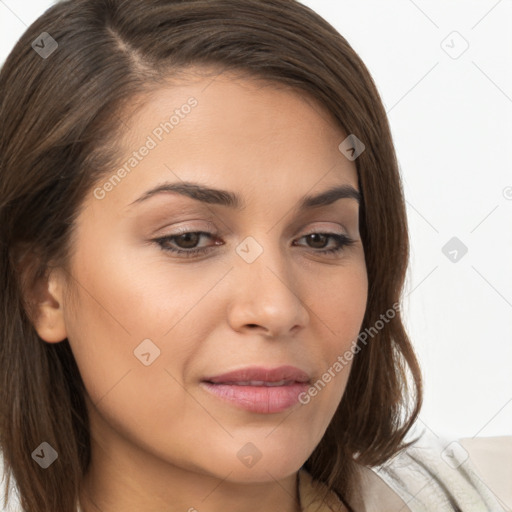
(200, 382, 309, 414)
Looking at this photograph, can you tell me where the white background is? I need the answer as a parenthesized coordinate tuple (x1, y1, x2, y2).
(1, 0, 511, 440)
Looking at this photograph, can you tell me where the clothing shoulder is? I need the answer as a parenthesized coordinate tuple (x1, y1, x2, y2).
(0, 451, 21, 512)
(357, 430, 509, 512)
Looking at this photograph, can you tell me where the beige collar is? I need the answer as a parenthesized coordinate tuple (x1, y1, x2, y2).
(298, 466, 411, 512)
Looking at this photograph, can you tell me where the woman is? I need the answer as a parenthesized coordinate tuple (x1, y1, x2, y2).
(0, 1, 504, 511)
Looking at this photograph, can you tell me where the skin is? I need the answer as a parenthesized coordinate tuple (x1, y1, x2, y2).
(30, 69, 367, 512)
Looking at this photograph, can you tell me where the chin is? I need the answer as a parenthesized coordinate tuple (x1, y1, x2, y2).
(201, 448, 308, 484)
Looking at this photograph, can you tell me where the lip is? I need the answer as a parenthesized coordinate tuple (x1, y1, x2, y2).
(202, 365, 311, 384)
(200, 365, 311, 414)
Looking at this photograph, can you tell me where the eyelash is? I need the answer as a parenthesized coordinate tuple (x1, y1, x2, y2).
(153, 230, 356, 259)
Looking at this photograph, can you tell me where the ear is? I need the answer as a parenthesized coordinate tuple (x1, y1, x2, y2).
(16, 252, 69, 344)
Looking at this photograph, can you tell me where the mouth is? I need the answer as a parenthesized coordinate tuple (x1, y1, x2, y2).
(206, 379, 299, 386)
(202, 365, 311, 385)
(200, 365, 311, 414)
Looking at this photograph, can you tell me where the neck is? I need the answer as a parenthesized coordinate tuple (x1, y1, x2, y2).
(78, 439, 303, 512)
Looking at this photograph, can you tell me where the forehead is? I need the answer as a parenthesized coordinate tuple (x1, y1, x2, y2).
(131, 70, 342, 134)
(88, 69, 359, 215)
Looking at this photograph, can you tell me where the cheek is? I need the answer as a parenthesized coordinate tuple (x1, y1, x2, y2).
(64, 261, 213, 463)
(312, 261, 368, 349)
(294, 260, 367, 421)
(63, 239, 227, 418)
(66, 231, 220, 344)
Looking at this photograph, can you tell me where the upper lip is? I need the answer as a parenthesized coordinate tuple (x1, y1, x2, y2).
(203, 365, 311, 384)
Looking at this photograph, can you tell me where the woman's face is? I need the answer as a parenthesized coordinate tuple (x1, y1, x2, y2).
(39, 69, 367, 502)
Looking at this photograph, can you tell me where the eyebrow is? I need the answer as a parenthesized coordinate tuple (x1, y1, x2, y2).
(127, 181, 361, 210)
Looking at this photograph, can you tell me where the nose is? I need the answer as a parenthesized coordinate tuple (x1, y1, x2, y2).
(226, 239, 310, 338)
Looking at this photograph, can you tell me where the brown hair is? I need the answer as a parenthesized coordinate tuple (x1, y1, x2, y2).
(0, 1, 422, 510)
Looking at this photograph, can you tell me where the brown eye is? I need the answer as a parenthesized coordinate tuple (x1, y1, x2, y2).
(173, 232, 202, 249)
(154, 231, 219, 258)
(305, 233, 330, 249)
(294, 232, 356, 256)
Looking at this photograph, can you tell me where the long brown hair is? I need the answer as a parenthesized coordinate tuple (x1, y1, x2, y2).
(0, 1, 422, 510)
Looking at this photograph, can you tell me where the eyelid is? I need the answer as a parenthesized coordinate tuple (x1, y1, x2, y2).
(298, 221, 352, 238)
(303, 221, 348, 232)
(158, 219, 352, 238)
(155, 220, 217, 236)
